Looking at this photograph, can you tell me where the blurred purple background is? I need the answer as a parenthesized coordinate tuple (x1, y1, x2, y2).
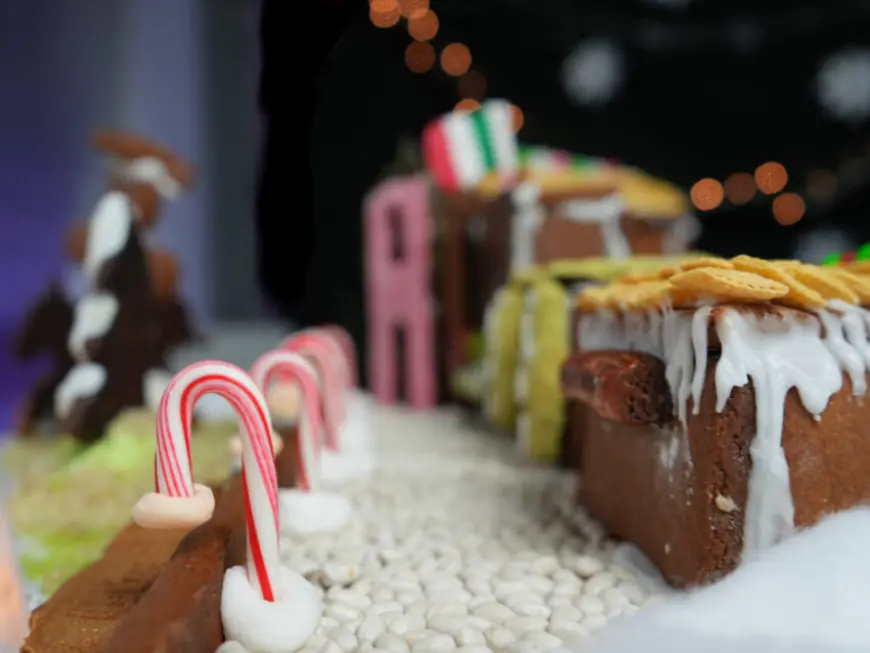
(0, 0, 263, 432)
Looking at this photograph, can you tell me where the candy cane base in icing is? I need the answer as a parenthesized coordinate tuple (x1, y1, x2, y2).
(133, 483, 216, 530)
(279, 402, 354, 536)
(222, 565, 321, 653)
(279, 487, 354, 537)
(338, 390, 374, 454)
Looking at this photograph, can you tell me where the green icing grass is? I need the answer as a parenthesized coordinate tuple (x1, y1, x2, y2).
(3, 411, 235, 595)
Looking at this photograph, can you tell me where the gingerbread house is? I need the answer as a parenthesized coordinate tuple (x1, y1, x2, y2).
(440, 161, 698, 404)
(562, 255, 870, 587)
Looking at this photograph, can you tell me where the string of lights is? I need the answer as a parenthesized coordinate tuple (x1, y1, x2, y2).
(368, 0, 870, 229)
(368, 0, 524, 129)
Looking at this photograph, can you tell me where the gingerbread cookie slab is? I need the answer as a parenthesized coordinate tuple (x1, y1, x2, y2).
(566, 256, 870, 586)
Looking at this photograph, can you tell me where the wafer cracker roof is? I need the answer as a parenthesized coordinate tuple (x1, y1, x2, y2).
(617, 167, 689, 220)
(507, 253, 711, 287)
(577, 255, 870, 312)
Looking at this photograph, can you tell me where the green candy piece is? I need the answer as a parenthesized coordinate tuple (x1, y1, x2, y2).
(857, 243, 870, 261)
(822, 253, 842, 267)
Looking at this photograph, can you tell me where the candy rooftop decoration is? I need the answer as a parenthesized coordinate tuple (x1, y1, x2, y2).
(422, 99, 520, 193)
(822, 242, 870, 266)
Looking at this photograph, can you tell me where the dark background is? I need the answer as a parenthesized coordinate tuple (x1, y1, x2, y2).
(257, 0, 870, 376)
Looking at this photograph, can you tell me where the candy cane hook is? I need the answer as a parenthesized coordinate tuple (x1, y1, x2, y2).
(250, 350, 324, 492)
(281, 332, 344, 451)
(132, 360, 281, 602)
(320, 325, 358, 389)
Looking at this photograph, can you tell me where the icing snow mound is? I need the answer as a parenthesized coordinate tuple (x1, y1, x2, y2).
(579, 507, 870, 653)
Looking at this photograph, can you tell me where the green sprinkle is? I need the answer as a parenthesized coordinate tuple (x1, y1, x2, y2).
(857, 243, 870, 261)
(822, 253, 842, 266)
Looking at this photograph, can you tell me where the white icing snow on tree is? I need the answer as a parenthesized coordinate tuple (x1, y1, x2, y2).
(561, 39, 625, 107)
(815, 48, 870, 123)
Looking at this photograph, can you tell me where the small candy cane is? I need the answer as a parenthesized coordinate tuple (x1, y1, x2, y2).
(320, 325, 358, 390)
(132, 360, 281, 602)
(281, 332, 344, 451)
(250, 350, 323, 492)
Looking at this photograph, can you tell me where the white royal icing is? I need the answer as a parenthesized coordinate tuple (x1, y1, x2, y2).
(560, 194, 629, 259)
(577, 302, 870, 560)
(83, 191, 134, 283)
(279, 488, 353, 537)
(113, 156, 182, 200)
(54, 363, 108, 419)
(67, 293, 119, 360)
(221, 565, 321, 653)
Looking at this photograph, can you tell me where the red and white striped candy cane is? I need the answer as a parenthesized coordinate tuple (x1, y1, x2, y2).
(281, 332, 343, 451)
(136, 360, 281, 602)
(250, 350, 323, 492)
(320, 325, 358, 389)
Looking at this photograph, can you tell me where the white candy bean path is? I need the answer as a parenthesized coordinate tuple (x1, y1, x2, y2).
(282, 405, 663, 653)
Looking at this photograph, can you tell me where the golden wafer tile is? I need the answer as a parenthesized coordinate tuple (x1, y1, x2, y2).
(785, 263, 858, 304)
(669, 267, 790, 303)
(731, 255, 826, 310)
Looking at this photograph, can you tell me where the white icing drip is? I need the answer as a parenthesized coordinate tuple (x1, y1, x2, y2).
(818, 309, 868, 395)
(578, 310, 700, 427)
(578, 302, 870, 561)
(481, 290, 503, 419)
(690, 306, 712, 415)
(560, 194, 629, 258)
(113, 156, 182, 200)
(83, 192, 134, 283)
(510, 182, 544, 273)
(714, 309, 844, 558)
(67, 293, 119, 360)
(662, 213, 701, 254)
(55, 364, 108, 419)
(829, 299, 870, 381)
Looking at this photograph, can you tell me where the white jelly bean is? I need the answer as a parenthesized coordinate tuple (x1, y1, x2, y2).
(358, 615, 387, 642)
(471, 602, 514, 624)
(375, 633, 411, 653)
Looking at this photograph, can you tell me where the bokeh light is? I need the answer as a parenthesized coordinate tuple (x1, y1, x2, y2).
(370, 6, 400, 28)
(457, 70, 487, 100)
(772, 193, 806, 225)
(455, 99, 481, 114)
(723, 172, 755, 205)
(407, 10, 439, 41)
(754, 162, 788, 195)
(399, 0, 429, 19)
(440, 43, 472, 77)
(511, 105, 524, 133)
(405, 41, 436, 73)
(806, 169, 838, 202)
(690, 178, 725, 211)
(370, 0, 398, 11)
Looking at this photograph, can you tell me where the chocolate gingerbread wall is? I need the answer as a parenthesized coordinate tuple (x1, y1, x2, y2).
(573, 338, 870, 587)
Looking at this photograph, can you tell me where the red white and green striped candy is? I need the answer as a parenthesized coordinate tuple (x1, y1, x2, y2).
(822, 242, 870, 266)
(422, 99, 519, 192)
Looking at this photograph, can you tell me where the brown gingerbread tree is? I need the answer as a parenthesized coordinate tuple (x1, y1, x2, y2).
(13, 131, 198, 441)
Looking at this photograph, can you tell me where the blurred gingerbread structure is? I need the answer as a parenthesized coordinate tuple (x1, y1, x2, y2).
(12, 131, 197, 441)
(364, 101, 700, 434)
